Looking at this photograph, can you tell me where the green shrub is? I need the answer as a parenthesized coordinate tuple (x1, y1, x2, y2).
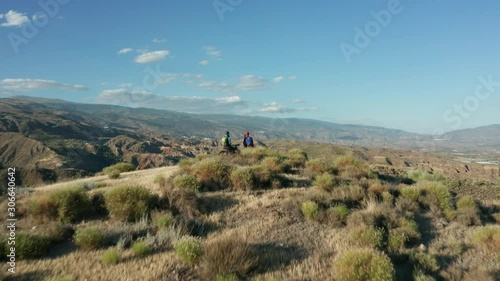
(175, 236, 204, 265)
(200, 235, 257, 280)
(333, 248, 395, 281)
(301, 200, 319, 220)
(410, 252, 439, 273)
(400, 186, 421, 202)
(132, 240, 150, 256)
(102, 248, 121, 265)
(456, 196, 476, 209)
(349, 226, 385, 249)
(387, 229, 407, 253)
(472, 226, 500, 251)
(103, 163, 135, 174)
(16, 232, 52, 259)
(105, 185, 155, 222)
(331, 204, 350, 221)
(173, 174, 199, 192)
(73, 227, 104, 251)
(51, 187, 91, 223)
(107, 169, 121, 179)
(156, 214, 174, 229)
(230, 167, 256, 191)
(407, 169, 444, 182)
(288, 149, 308, 168)
(154, 174, 166, 185)
(216, 273, 239, 281)
(192, 158, 233, 191)
(314, 173, 336, 192)
(417, 181, 452, 212)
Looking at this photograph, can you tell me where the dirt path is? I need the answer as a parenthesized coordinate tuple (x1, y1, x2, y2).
(35, 166, 179, 193)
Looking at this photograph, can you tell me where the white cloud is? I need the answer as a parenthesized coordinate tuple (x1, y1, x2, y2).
(97, 89, 247, 114)
(134, 50, 170, 63)
(0, 10, 30, 27)
(292, 99, 305, 103)
(288, 76, 297, 80)
(0, 78, 87, 94)
(273, 76, 284, 83)
(236, 75, 267, 91)
(199, 60, 209, 66)
(117, 48, 133, 54)
(259, 102, 318, 114)
(32, 14, 48, 22)
(204, 46, 222, 59)
(153, 38, 167, 43)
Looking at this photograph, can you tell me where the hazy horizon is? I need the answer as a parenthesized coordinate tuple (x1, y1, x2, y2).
(1, 1, 500, 135)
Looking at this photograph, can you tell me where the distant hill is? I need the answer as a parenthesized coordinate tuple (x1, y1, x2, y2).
(441, 125, 500, 149)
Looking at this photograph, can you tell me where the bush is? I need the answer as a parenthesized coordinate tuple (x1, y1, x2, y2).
(105, 185, 155, 222)
(103, 163, 135, 174)
(216, 273, 239, 281)
(132, 240, 150, 256)
(368, 182, 389, 195)
(349, 226, 385, 249)
(456, 196, 476, 209)
(305, 159, 335, 176)
(400, 186, 421, 202)
(102, 248, 121, 265)
(331, 204, 350, 222)
(332, 184, 365, 203)
(192, 158, 233, 191)
(154, 174, 166, 185)
(407, 169, 444, 182)
(240, 147, 278, 161)
(230, 167, 256, 191)
(163, 183, 199, 217)
(333, 248, 395, 281)
(156, 214, 174, 229)
(16, 232, 52, 259)
(301, 200, 319, 220)
(417, 181, 452, 212)
(107, 170, 121, 179)
(200, 235, 258, 280)
(29, 193, 58, 222)
(51, 187, 91, 223)
(288, 149, 308, 168)
(74, 227, 104, 251)
(261, 156, 290, 173)
(334, 154, 370, 180)
(175, 236, 204, 265)
(314, 173, 336, 192)
(250, 165, 273, 188)
(472, 226, 500, 251)
(173, 174, 199, 192)
(410, 252, 439, 273)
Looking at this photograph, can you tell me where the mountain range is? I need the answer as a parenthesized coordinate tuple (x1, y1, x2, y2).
(0, 96, 498, 186)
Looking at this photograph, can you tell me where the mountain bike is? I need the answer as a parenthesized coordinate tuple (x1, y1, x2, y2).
(219, 144, 240, 156)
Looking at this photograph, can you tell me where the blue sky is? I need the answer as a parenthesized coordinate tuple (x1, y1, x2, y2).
(1, 0, 500, 134)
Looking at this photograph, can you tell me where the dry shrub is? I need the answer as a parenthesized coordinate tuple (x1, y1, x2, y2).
(334, 154, 370, 180)
(240, 147, 278, 161)
(261, 156, 290, 174)
(231, 167, 256, 191)
(472, 226, 500, 251)
(349, 226, 385, 249)
(368, 182, 389, 195)
(250, 165, 273, 188)
(105, 185, 155, 222)
(332, 184, 365, 204)
(192, 158, 233, 191)
(409, 251, 439, 274)
(173, 174, 200, 192)
(288, 149, 308, 168)
(400, 186, 421, 202)
(200, 234, 258, 280)
(394, 196, 420, 214)
(163, 184, 199, 218)
(325, 204, 350, 227)
(178, 158, 196, 172)
(29, 193, 58, 222)
(304, 159, 336, 178)
(407, 169, 444, 183)
(332, 248, 394, 281)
